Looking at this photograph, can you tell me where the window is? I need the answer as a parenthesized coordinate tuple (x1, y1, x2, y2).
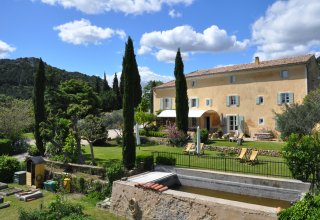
(277, 92, 294, 105)
(226, 95, 239, 107)
(160, 97, 172, 110)
(191, 81, 196, 87)
(258, 117, 264, 125)
(228, 115, 238, 131)
(256, 96, 264, 105)
(229, 75, 236, 83)
(205, 98, 212, 107)
(281, 70, 288, 79)
(190, 98, 199, 108)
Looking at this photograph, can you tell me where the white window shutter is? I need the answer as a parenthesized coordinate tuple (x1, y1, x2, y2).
(196, 98, 199, 107)
(209, 99, 213, 107)
(256, 97, 260, 105)
(236, 96, 240, 106)
(160, 98, 163, 110)
(168, 98, 172, 109)
(226, 96, 230, 107)
(188, 99, 191, 108)
(277, 93, 282, 105)
(289, 93, 294, 104)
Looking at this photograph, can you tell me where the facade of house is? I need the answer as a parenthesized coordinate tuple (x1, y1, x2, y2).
(153, 54, 320, 136)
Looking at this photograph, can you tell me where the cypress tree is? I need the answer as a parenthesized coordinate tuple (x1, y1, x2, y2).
(112, 73, 122, 110)
(33, 58, 46, 155)
(122, 37, 136, 170)
(120, 38, 141, 108)
(103, 72, 110, 91)
(174, 49, 189, 133)
(150, 80, 156, 113)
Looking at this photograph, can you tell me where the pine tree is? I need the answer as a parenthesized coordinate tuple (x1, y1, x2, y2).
(103, 72, 110, 91)
(120, 38, 141, 108)
(33, 58, 46, 155)
(174, 49, 189, 133)
(122, 37, 136, 170)
(112, 73, 122, 110)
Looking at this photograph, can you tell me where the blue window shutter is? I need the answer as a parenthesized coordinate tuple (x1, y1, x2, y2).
(256, 97, 260, 105)
(196, 98, 199, 107)
(168, 98, 172, 109)
(226, 96, 230, 107)
(188, 99, 191, 108)
(289, 93, 294, 104)
(224, 117, 229, 133)
(160, 98, 163, 110)
(277, 93, 282, 105)
(236, 96, 240, 106)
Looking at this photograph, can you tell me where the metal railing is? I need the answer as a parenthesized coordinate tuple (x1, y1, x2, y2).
(152, 151, 292, 178)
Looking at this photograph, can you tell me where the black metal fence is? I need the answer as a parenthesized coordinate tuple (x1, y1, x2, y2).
(152, 151, 292, 178)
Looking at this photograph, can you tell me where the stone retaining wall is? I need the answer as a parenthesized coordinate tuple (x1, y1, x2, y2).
(111, 180, 278, 220)
(44, 159, 106, 177)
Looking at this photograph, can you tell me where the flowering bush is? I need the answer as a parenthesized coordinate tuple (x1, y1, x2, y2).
(166, 122, 188, 147)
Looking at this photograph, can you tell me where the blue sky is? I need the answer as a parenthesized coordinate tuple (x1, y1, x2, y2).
(1, 0, 320, 84)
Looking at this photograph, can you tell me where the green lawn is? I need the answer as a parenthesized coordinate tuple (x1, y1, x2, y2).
(1, 184, 122, 220)
(207, 139, 286, 151)
(83, 143, 291, 178)
(22, 132, 34, 139)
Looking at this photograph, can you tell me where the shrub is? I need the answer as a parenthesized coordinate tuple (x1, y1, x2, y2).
(0, 139, 12, 155)
(0, 155, 20, 182)
(155, 155, 176, 166)
(136, 155, 154, 171)
(278, 193, 320, 220)
(106, 163, 125, 196)
(12, 139, 29, 154)
(28, 145, 40, 156)
(166, 122, 188, 147)
(139, 129, 166, 138)
(200, 129, 209, 143)
(19, 195, 91, 220)
(283, 133, 320, 184)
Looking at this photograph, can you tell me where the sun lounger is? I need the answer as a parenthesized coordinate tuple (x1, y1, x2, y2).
(189, 143, 205, 155)
(0, 202, 10, 209)
(248, 150, 259, 165)
(236, 148, 247, 161)
(183, 143, 195, 153)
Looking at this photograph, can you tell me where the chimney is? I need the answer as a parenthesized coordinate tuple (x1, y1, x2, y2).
(255, 56, 260, 64)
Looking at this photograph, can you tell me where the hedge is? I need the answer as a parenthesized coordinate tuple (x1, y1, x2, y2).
(0, 155, 20, 182)
(139, 129, 167, 138)
(0, 139, 12, 155)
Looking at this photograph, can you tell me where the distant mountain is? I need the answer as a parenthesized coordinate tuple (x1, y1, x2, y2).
(0, 57, 103, 99)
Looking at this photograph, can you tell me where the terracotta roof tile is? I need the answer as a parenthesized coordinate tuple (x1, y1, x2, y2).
(155, 54, 314, 89)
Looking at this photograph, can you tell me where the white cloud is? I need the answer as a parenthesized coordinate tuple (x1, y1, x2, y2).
(104, 66, 173, 87)
(0, 40, 16, 58)
(168, 9, 182, 18)
(252, 0, 320, 60)
(138, 66, 174, 83)
(155, 49, 188, 63)
(138, 25, 249, 62)
(53, 19, 125, 45)
(39, 0, 193, 15)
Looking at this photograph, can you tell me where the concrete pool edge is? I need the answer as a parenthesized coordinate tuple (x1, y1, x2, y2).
(110, 180, 278, 220)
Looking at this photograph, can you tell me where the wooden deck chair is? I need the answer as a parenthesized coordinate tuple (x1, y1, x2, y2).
(248, 150, 259, 165)
(200, 143, 205, 154)
(236, 133, 244, 145)
(236, 148, 247, 161)
(183, 143, 194, 153)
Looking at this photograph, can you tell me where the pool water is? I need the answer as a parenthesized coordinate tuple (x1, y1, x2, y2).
(175, 185, 291, 208)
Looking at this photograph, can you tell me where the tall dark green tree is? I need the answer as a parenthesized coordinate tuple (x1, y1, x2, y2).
(120, 38, 141, 108)
(122, 37, 137, 170)
(103, 72, 111, 91)
(33, 58, 46, 155)
(174, 49, 189, 133)
(113, 73, 122, 110)
(95, 76, 101, 94)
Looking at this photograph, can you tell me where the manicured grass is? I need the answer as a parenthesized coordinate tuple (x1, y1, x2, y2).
(22, 132, 34, 139)
(1, 184, 122, 220)
(83, 143, 290, 178)
(207, 139, 286, 151)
